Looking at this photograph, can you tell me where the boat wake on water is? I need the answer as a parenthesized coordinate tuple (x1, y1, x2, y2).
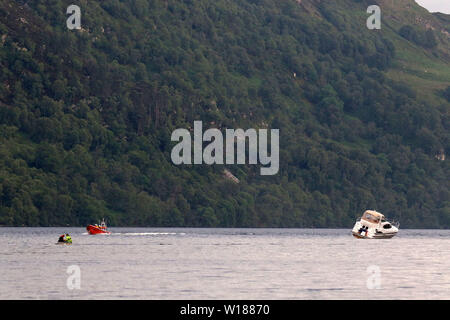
(85, 218, 185, 236)
(112, 232, 185, 236)
(82, 232, 185, 236)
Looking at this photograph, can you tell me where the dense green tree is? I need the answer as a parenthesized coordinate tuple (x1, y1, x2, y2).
(0, 0, 448, 228)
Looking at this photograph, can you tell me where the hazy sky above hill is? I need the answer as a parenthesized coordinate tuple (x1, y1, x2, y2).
(415, 0, 450, 13)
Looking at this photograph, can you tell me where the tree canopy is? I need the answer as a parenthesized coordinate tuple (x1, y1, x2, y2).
(0, 0, 449, 228)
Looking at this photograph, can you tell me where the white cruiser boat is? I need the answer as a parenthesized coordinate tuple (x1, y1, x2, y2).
(352, 210, 399, 239)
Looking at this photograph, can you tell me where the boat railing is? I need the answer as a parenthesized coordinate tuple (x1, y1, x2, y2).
(390, 219, 400, 228)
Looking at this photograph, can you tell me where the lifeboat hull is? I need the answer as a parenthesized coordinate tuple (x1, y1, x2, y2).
(86, 225, 111, 235)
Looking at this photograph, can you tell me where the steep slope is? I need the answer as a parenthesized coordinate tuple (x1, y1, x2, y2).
(0, 0, 449, 227)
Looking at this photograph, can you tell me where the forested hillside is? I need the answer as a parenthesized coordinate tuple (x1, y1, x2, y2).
(0, 0, 449, 227)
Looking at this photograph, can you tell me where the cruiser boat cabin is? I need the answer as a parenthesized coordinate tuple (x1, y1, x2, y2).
(352, 210, 399, 239)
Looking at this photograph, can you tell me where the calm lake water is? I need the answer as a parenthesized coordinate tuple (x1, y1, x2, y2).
(0, 228, 449, 299)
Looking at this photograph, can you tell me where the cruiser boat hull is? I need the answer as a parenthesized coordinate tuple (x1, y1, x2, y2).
(352, 230, 397, 239)
(86, 225, 111, 235)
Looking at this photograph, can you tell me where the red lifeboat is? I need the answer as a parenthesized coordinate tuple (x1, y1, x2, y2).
(86, 219, 111, 235)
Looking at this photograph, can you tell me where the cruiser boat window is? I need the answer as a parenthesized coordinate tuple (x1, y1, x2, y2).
(383, 224, 392, 229)
(362, 212, 380, 223)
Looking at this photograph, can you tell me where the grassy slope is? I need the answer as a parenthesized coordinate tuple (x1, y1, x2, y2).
(377, 0, 450, 103)
(294, 0, 449, 159)
(304, 0, 450, 104)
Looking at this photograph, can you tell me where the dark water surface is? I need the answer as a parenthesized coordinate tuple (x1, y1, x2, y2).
(0, 228, 449, 299)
